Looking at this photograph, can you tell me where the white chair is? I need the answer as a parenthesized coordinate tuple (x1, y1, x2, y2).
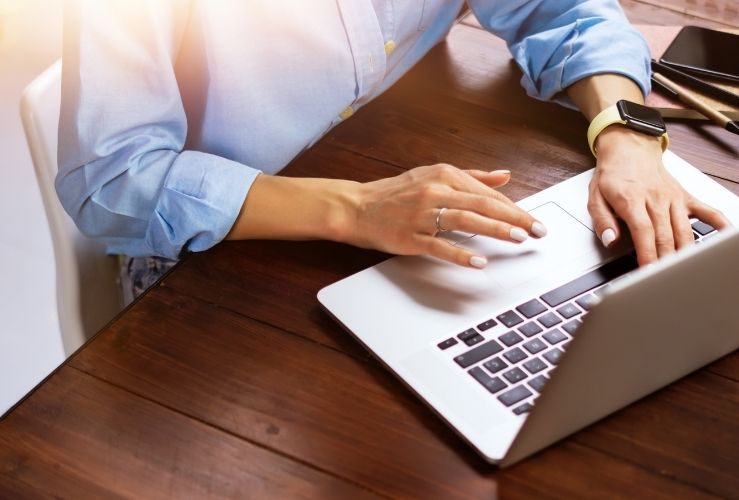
(20, 60, 123, 356)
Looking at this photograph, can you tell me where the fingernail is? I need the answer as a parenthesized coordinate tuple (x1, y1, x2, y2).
(510, 227, 529, 242)
(531, 221, 547, 238)
(469, 255, 488, 269)
(601, 228, 617, 248)
(491, 169, 511, 176)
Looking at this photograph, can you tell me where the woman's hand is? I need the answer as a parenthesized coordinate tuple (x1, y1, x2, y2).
(566, 73, 730, 266)
(341, 163, 547, 268)
(589, 126, 729, 266)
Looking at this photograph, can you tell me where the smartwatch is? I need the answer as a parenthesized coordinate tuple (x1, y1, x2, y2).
(587, 100, 669, 156)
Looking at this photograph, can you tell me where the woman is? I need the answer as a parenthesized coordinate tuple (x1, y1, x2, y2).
(57, 0, 727, 300)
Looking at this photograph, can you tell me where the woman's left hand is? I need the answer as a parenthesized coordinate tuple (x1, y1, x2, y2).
(587, 126, 730, 266)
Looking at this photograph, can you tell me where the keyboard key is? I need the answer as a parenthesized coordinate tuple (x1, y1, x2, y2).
(556, 303, 581, 319)
(518, 322, 543, 337)
(575, 293, 599, 311)
(497, 310, 524, 328)
(498, 385, 533, 407)
(543, 328, 568, 345)
(692, 220, 715, 236)
(437, 337, 458, 350)
(503, 367, 527, 384)
(457, 328, 478, 342)
(528, 374, 548, 393)
(540, 253, 638, 307)
(522, 338, 547, 354)
(464, 334, 485, 347)
(499, 330, 523, 347)
(454, 339, 504, 369)
(543, 348, 564, 365)
(523, 357, 547, 374)
(469, 366, 507, 394)
(477, 318, 497, 332)
(562, 320, 581, 335)
(503, 347, 528, 364)
(513, 402, 534, 415)
(516, 299, 547, 318)
(538, 312, 562, 328)
(483, 357, 507, 374)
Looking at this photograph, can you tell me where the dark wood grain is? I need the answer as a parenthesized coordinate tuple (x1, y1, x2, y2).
(625, 0, 739, 28)
(1, 2, 738, 497)
(572, 369, 739, 498)
(0, 367, 379, 499)
(68, 287, 500, 499)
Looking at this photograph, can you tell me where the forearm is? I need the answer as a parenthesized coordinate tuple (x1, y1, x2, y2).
(225, 174, 359, 243)
(566, 73, 644, 120)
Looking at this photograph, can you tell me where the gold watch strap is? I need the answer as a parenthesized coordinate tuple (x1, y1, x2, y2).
(587, 104, 669, 157)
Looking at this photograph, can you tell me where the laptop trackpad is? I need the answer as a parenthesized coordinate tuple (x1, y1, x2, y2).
(457, 202, 599, 290)
(370, 202, 604, 318)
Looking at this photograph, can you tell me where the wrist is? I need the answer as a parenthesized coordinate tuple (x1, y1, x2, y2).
(320, 179, 362, 244)
(595, 125, 664, 158)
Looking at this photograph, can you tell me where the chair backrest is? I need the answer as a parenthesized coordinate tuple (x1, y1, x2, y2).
(20, 60, 122, 356)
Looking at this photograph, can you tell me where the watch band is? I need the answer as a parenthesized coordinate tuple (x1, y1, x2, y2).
(587, 103, 669, 157)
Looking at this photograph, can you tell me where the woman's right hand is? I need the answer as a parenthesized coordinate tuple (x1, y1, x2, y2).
(341, 163, 547, 268)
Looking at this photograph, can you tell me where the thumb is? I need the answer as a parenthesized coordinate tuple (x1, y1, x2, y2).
(589, 186, 620, 248)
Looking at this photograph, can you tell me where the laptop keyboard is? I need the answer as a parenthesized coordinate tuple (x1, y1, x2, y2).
(437, 221, 717, 416)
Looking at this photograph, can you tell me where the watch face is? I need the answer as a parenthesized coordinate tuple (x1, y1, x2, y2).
(617, 100, 666, 136)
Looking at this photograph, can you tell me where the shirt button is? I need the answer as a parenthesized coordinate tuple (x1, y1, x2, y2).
(384, 40, 396, 55)
(339, 106, 354, 120)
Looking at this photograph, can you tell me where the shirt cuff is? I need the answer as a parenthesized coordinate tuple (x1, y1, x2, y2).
(517, 19, 652, 109)
(145, 151, 260, 259)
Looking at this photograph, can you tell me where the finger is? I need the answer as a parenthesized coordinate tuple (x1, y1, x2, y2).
(420, 235, 488, 269)
(670, 203, 695, 249)
(587, 182, 620, 248)
(442, 191, 546, 238)
(688, 198, 731, 230)
(622, 205, 658, 266)
(465, 169, 511, 188)
(436, 166, 519, 209)
(438, 208, 532, 243)
(646, 200, 676, 258)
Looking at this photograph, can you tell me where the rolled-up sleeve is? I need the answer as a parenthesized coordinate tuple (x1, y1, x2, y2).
(57, 0, 259, 259)
(468, 0, 651, 105)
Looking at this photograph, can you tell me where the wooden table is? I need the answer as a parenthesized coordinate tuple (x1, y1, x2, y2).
(2, 2, 738, 498)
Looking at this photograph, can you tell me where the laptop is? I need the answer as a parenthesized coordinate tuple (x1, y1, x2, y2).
(318, 150, 739, 466)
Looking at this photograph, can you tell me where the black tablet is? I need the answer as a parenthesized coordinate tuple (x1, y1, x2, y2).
(660, 26, 739, 84)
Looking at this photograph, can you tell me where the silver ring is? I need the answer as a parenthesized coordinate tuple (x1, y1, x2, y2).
(435, 207, 449, 234)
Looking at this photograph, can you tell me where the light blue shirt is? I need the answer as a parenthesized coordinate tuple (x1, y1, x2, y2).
(58, 0, 650, 259)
